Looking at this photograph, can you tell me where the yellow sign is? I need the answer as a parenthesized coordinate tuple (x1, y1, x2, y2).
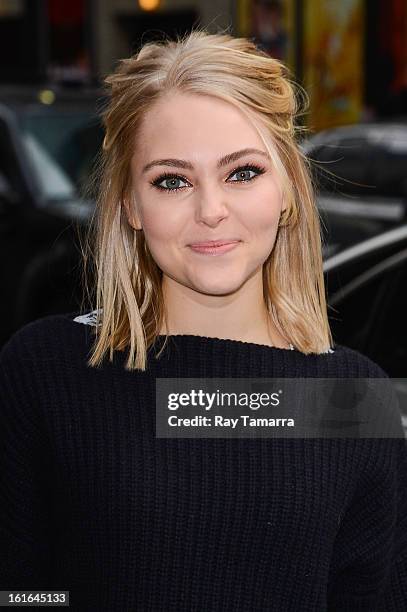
(304, 0, 364, 131)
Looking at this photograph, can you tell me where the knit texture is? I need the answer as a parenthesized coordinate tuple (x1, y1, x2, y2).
(0, 311, 406, 611)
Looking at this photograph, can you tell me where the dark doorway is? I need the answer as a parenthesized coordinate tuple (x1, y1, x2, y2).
(116, 9, 200, 56)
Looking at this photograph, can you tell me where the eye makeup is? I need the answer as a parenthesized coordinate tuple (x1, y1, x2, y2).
(149, 163, 267, 194)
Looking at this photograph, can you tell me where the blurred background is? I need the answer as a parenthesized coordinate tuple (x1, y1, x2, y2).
(0, 0, 406, 418)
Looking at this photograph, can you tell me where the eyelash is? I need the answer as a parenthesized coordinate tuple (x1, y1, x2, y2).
(149, 163, 266, 194)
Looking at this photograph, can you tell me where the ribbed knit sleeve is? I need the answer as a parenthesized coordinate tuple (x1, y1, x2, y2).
(382, 438, 407, 610)
(0, 330, 54, 590)
(0, 312, 406, 611)
(327, 437, 407, 611)
(325, 364, 407, 611)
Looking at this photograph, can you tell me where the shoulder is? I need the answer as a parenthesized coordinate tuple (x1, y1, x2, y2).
(326, 344, 403, 436)
(319, 342, 390, 378)
(0, 310, 104, 426)
(0, 310, 96, 367)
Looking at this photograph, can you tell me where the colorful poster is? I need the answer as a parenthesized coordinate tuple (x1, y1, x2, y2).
(236, 0, 296, 72)
(303, 0, 364, 131)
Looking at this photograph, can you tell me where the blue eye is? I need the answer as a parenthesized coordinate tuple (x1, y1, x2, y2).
(150, 163, 266, 194)
(153, 175, 189, 192)
(229, 166, 263, 183)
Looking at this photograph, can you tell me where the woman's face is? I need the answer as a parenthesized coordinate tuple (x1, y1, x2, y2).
(129, 92, 285, 296)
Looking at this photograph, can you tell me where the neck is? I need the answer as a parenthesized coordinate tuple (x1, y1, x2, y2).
(159, 272, 290, 349)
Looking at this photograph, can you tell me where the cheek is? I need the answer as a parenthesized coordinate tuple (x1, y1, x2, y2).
(244, 185, 283, 235)
(139, 206, 184, 270)
(141, 206, 179, 243)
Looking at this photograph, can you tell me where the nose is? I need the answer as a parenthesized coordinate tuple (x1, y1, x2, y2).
(194, 185, 229, 227)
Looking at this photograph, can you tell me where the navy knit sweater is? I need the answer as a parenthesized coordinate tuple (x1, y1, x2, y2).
(0, 310, 407, 611)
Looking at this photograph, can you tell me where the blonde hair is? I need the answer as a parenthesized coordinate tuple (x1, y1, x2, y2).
(80, 27, 333, 371)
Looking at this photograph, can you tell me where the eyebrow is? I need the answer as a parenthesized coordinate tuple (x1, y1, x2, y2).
(141, 147, 270, 174)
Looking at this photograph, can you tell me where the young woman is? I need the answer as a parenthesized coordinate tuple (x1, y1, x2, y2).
(1, 29, 406, 611)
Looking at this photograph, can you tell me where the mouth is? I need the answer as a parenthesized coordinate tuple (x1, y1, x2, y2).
(188, 240, 241, 256)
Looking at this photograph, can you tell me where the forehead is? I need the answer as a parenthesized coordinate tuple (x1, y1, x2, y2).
(135, 92, 265, 163)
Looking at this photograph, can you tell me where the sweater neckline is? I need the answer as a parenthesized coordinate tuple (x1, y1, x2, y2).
(71, 311, 335, 354)
(155, 333, 297, 352)
(154, 334, 336, 354)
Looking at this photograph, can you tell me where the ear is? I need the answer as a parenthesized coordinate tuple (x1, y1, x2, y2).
(123, 197, 142, 231)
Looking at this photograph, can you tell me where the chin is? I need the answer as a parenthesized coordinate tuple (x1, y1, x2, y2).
(188, 276, 247, 297)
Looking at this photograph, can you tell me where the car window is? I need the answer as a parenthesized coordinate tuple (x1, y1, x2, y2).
(22, 132, 75, 201)
(320, 210, 389, 253)
(308, 136, 407, 199)
(0, 116, 25, 195)
(309, 139, 372, 196)
(327, 250, 407, 376)
(17, 109, 103, 200)
(364, 257, 407, 376)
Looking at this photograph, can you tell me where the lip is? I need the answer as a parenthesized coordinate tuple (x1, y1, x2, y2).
(189, 239, 241, 247)
(188, 240, 241, 256)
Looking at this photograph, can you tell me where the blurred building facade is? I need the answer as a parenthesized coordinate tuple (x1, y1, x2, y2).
(0, 0, 233, 84)
(238, 0, 407, 131)
(0, 0, 406, 130)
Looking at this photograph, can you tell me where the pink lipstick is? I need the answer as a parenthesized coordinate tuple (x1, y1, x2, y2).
(188, 240, 241, 256)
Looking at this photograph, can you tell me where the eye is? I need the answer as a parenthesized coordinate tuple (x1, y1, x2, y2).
(228, 164, 266, 183)
(149, 163, 266, 194)
(150, 173, 190, 193)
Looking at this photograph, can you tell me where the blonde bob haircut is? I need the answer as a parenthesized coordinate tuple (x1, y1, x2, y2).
(81, 27, 334, 371)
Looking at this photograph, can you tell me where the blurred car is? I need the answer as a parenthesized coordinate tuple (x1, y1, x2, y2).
(302, 122, 407, 232)
(319, 209, 393, 259)
(323, 223, 407, 433)
(1, 98, 406, 407)
(0, 84, 104, 345)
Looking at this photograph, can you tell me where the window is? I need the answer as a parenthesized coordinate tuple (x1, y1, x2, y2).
(327, 248, 407, 376)
(0, 116, 25, 196)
